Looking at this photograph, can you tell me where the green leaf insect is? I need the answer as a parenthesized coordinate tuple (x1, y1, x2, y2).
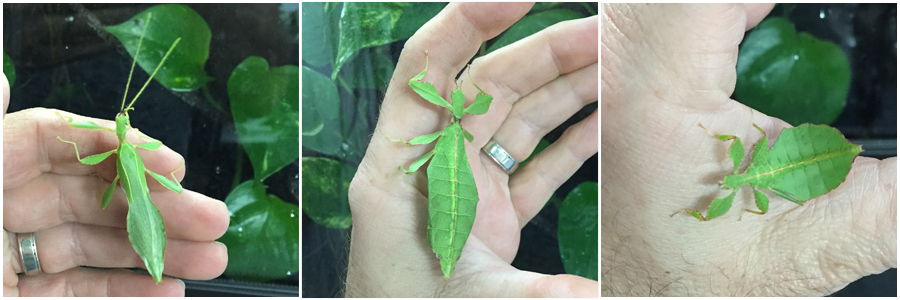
(55, 12, 184, 284)
(390, 51, 493, 278)
(688, 123, 862, 221)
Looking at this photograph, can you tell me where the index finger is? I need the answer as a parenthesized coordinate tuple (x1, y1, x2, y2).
(372, 2, 532, 170)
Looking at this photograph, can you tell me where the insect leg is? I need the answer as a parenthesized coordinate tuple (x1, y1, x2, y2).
(146, 162, 184, 193)
(745, 189, 769, 215)
(57, 111, 115, 132)
(56, 136, 117, 165)
(132, 128, 164, 150)
(387, 130, 442, 145)
(402, 149, 436, 174)
(771, 188, 805, 205)
(101, 175, 120, 210)
(688, 189, 737, 221)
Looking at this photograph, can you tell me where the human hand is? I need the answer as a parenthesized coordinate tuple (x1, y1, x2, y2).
(2, 72, 230, 296)
(601, 3, 896, 296)
(346, 2, 598, 297)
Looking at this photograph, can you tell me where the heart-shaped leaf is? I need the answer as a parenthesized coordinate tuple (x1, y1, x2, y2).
(301, 66, 342, 156)
(734, 17, 851, 126)
(3, 51, 14, 87)
(301, 2, 341, 68)
(301, 157, 353, 229)
(105, 4, 214, 91)
(331, 2, 445, 79)
(219, 180, 299, 281)
(228, 56, 299, 181)
(558, 181, 597, 281)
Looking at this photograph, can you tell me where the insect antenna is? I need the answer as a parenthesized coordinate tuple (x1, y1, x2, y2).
(120, 12, 152, 113)
(122, 13, 182, 113)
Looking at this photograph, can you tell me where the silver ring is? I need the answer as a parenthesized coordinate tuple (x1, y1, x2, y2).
(482, 138, 519, 174)
(17, 232, 42, 276)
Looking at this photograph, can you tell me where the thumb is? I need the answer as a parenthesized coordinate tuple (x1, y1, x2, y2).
(2, 72, 9, 118)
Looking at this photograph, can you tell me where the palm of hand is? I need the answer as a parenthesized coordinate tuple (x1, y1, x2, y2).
(601, 3, 895, 296)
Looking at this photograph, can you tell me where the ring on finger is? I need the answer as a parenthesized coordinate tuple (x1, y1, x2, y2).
(18, 232, 42, 276)
(482, 138, 519, 174)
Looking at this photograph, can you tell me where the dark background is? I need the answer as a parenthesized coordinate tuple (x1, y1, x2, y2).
(4, 3, 300, 296)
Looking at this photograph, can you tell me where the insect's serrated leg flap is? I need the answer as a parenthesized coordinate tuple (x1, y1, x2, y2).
(402, 149, 436, 174)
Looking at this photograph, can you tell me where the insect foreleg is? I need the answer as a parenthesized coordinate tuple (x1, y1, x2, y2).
(716, 135, 744, 175)
(57, 111, 116, 132)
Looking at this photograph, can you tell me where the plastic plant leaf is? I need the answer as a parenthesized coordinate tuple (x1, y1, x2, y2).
(393, 52, 493, 278)
(734, 17, 851, 126)
(487, 9, 584, 54)
(105, 4, 213, 91)
(218, 180, 299, 281)
(301, 157, 353, 229)
(338, 47, 395, 90)
(558, 181, 598, 281)
(688, 123, 862, 221)
(301, 2, 340, 67)
(331, 2, 445, 79)
(3, 51, 14, 87)
(530, 2, 562, 12)
(301, 66, 342, 156)
(228, 56, 299, 181)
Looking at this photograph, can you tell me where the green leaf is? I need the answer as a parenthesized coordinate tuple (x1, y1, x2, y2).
(219, 180, 299, 281)
(520, 138, 551, 168)
(301, 2, 338, 67)
(338, 47, 395, 90)
(724, 124, 862, 202)
(734, 17, 851, 126)
(301, 157, 353, 229)
(228, 57, 299, 181)
(487, 9, 584, 53)
(332, 2, 445, 79)
(3, 51, 15, 87)
(530, 2, 562, 12)
(558, 181, 597, 281)
(301, 66, 343, 156)
(105, 4, 213, 91)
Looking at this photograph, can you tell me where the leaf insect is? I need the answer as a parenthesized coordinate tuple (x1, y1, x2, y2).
(687, 123, 862, 221)
(390, 51, 493, 278)
(55, 12, 184, 284)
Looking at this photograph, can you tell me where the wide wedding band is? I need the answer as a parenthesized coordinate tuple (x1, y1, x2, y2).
(482, 138, 519, 174)
(18, 232, 42, 276)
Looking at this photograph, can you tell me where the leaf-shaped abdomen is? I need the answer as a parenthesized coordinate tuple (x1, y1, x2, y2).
(743, 124, 861, 202)
(117, 141, 167, 283)
(425, 123, 478, 278)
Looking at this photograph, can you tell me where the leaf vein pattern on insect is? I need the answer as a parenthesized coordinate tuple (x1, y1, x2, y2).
(741, 148, 860, 180)
(683, 123, 861, 221)
(394, 51, 493, 277)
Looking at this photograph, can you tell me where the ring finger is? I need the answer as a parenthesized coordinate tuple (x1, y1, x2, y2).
(9, 223, 227, 280)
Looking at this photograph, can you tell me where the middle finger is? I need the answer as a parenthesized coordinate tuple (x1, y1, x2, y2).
(461, 16, 598, 158)
(3, 173, 228, 241)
